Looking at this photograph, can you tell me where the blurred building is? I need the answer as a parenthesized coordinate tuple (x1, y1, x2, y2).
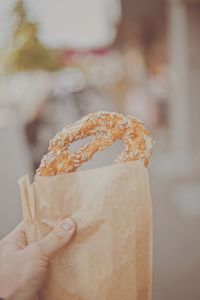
(119, 1, 200, 300)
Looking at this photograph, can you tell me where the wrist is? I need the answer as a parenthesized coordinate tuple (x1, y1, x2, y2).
(0, 284, 17, 300)
(0, 274, 24, 300)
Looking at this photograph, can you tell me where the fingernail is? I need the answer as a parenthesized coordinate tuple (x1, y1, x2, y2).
(61, 218, 75, 232)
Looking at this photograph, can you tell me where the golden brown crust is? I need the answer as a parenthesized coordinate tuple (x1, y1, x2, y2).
(36, 111, 153, 176)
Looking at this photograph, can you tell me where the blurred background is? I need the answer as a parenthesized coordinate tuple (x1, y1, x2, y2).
(0, 0, 200, 299)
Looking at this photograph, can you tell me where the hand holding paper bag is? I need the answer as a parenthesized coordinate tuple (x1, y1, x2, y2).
(0, 218, 76, 300)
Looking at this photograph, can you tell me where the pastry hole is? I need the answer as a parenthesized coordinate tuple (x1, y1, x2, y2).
(79, 140, 124, 170)
(69, 136, 94, 153)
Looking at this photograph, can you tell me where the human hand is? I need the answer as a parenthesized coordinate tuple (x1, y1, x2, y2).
(0, 218, 76, 300)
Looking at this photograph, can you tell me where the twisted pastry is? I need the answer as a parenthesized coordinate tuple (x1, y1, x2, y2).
(37, 111, 153, 176)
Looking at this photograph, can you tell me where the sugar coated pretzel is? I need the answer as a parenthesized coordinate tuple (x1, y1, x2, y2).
(36, 111, 154, 176)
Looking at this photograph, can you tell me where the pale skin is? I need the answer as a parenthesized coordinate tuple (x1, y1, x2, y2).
(0, 218, 76, 300)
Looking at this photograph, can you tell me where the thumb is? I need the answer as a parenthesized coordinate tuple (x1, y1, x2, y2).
(35, 218, 76, 258)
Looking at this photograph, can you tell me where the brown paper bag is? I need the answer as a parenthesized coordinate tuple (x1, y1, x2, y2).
(19, 161, 152, 300)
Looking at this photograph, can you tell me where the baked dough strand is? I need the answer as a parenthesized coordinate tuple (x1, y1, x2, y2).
(36, 111, 154, 176)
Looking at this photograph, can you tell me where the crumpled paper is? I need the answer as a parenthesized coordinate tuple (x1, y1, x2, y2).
(19, 161, 152, 300)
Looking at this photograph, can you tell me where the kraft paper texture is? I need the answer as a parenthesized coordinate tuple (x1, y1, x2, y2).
(19, 161, 152, 300)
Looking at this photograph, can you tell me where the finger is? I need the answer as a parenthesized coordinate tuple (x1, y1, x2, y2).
(35, 218, 76, 258)
(2, 221, 27, 247)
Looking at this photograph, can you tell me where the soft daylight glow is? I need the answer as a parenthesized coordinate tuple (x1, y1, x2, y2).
(25, 0, 121, 49)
